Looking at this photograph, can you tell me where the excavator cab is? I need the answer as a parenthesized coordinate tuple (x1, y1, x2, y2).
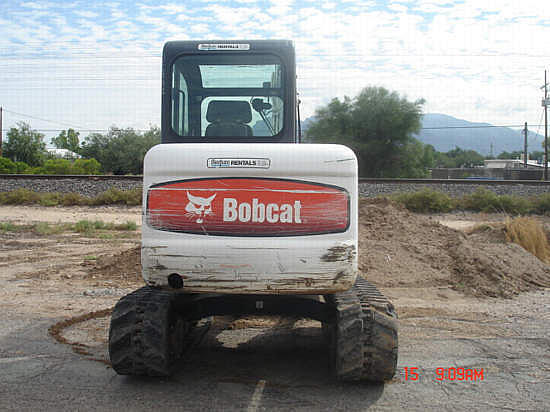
(162, 40, 297, 143)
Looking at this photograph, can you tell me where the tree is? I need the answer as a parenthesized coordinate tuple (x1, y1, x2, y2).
(305, 87, 426, 177)
(530, 151, 544, 162)
(434, 147, 485, 168)
(52, 128, 80, 153)
(497, 150, 522, 160)
(3, 122, 47, 166)
(80, 125, 160, 174)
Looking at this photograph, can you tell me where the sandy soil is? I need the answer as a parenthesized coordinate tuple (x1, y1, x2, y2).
(1, 201, 549, 362)
(0, 205, 142, 225)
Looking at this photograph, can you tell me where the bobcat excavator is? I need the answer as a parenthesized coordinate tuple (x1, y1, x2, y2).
(108, 40, 398, 382)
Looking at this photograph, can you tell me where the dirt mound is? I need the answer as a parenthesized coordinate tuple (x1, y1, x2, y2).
(85, 247, 143, 286)
(359, 198, 550, 297)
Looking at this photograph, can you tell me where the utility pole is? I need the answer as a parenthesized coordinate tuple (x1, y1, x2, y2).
(523, 122, 529, 169)
(0, 106, 3, 157)
(544, 70, 549, 180)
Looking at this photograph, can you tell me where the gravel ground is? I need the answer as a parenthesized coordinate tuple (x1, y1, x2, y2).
(0, 205, 549, 411)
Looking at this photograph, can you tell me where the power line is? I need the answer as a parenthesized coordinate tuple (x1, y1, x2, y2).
(3, 108, 87, 130)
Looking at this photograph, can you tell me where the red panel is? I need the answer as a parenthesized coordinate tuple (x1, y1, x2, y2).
(147, 178, 349, 236)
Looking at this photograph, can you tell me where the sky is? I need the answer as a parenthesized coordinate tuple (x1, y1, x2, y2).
(1, 0, 550, 144)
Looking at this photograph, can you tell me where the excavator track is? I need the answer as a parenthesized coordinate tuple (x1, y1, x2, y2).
(325, 277, 398, 382)
(109, 286, 189, 376)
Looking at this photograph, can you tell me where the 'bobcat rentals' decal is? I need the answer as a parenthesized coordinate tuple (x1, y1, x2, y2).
(147, 178, 349, 236)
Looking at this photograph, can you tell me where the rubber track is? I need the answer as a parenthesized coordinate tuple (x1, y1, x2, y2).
(327, 277, 398, 382)
(109, 286, 179, 376)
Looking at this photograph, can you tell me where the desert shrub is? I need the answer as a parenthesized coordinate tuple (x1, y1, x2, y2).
(392, 189, 455, 213)
(90, 187, 141, 206)
(459, 188, 500, 212)
(505, 216, 550, 263)
(61, 192, 87, 206)
(38, 192, 62, 206)
(496, 195, 531, 215)
(0, 188, 41, 204)
(459, 188, 531, 215)
(531, 193, 550, 215)
(0, 188, 142, 206)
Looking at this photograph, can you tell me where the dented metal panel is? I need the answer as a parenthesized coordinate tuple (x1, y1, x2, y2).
(141, 143, 358, 295)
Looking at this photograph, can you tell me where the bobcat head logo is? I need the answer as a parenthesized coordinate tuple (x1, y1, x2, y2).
(185, 191, 216, 224)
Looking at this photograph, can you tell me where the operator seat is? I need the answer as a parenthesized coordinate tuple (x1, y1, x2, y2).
(205, 100, 253, 137)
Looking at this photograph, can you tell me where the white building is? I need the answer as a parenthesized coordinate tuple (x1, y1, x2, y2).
(46, 148, 81, 159)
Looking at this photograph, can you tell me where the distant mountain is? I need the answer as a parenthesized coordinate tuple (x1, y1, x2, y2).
(416, 113, 544, 155)
(300, 113, 545, 155)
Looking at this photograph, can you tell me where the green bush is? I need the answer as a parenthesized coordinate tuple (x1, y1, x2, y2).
(0, 157, 28, 173)
(1, 157, 102, 175)
(0, 157, 16, 174)
(14, 161, 30, 173)
(41, 159, 74, 175)
(392, 189, 455, 213)
(72, 158, 101, 175)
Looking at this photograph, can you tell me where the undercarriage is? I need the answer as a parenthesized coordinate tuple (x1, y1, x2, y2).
(109, 277, 398, 382)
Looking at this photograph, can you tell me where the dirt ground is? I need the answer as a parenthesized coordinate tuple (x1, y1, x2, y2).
(1, 201, 550, 410)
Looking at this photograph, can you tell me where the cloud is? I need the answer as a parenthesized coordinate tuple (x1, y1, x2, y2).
(74, 10, 99, 18)
(1, 0, 549, 135)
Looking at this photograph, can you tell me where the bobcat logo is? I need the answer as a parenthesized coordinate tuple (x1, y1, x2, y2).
(185, 191, 216, 224)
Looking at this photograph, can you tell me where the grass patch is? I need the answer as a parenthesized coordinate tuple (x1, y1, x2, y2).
(0, 222, 20, 233)
(0, 220, 138, 237)
(34, 222, 64, 235)
(504, 217, 550, 263)
(74, 220, 137, 234)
